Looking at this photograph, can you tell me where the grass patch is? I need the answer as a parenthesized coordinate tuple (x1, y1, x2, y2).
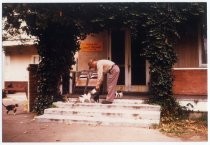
(158, 117, 208, 140)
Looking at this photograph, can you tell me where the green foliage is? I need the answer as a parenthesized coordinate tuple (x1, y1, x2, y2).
(137, 3, 206, 118)
(2, 3, 206, 115)
(34, 21, 82, 114)
(3, 3, 85, 114)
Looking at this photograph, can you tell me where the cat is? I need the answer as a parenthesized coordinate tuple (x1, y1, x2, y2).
(78, 88, 100, 103)
(90, 88, 100, 103)
(2, 103, 18, 115)
(79, 93, 92, 103)
(115, 90, 123, 98)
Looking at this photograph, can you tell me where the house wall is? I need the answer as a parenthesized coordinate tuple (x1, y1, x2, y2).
(172, 24, 207, 96)
(72, 31, 109, 89)
(77, 31, 109, 71)
(172, 69, 207, 96)
(4, 54, 31, 81)
(75, 28, 207, 95)
(173, 34, 199, 68)
(3, 45, 38, 90)
(3, 26, 206, 96)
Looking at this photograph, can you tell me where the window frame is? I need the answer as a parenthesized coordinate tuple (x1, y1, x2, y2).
(198, 27, 207, 68)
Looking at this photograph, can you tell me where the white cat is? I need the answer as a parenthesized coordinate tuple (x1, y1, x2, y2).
(115, 91, 123, 98)
(79, 93, 92, 103)
(90, 88, 97, 94)
(78, 88, 100, 103)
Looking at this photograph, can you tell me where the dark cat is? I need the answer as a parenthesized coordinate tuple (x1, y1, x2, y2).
(91, 92, 100, 103)
(2, 103, 18, 115)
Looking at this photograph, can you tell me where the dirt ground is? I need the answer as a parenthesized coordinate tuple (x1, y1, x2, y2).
(1, 93, 208, 142)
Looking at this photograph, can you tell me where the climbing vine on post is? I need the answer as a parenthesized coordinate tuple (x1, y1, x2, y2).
(35, 22, 81, 114)
(139, 4, 179, 118)
(138, 3, 206, 119)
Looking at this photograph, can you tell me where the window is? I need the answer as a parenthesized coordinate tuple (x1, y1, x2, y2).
(199, 32, 207, 67)
(199, 14, 207, 67)
(202, 38, 207, 64)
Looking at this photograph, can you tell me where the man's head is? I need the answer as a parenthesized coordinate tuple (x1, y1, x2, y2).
(88, 59, 97, 70)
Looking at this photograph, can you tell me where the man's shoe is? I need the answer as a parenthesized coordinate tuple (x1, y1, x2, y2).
(101, 100, 112, 104)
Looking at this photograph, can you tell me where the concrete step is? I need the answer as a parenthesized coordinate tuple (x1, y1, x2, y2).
(67, 98, 146, 104)
(43, 107, 160, 120)
(53, 101, 160, 111)
(35, 114, 160, 128)
(35, 99, 161, 128)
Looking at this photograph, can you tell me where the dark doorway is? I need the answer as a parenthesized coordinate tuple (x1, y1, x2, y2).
(131, 38, 146, 85)
(111, 30, 125, 85)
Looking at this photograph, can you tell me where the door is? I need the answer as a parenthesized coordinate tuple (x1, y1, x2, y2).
(131, 37, 146, 85)
(110, 29, 148, 92)
(111, 30, 125, 85)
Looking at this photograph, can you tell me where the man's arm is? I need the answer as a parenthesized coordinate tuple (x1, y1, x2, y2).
(96, 64, 103, 89)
